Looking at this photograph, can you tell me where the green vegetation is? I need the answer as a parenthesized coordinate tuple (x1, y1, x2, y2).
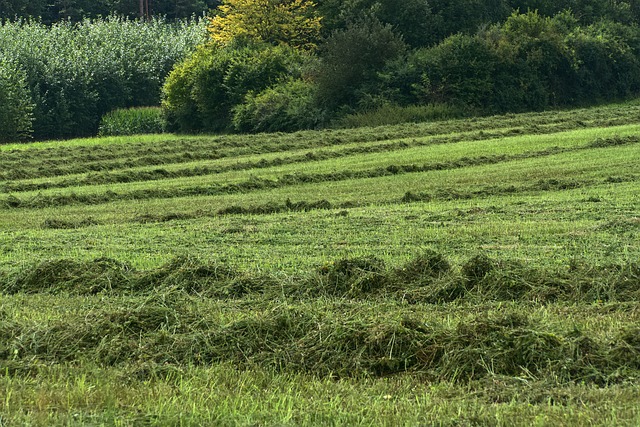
(98, 107, 166, 137)
(0, 17, 206, 140)
(1, 102, 639, 425)
(5, 0, 640, 141)
(0, 58, 33, 142)
(162, 42, 305, 133)
(163, 2, 640, 134)
(0, 0, 219, 23)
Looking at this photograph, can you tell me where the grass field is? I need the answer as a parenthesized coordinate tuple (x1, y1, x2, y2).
(1, 102, 639, 425)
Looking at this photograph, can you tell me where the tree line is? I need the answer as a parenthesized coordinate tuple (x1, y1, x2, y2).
(163, 0, 640, 133)
(3, 0, 640, 141)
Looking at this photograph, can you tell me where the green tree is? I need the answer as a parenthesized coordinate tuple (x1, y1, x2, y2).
(207, 0, 321, 50)
(1, 17, 205, 139)
(429, 0, 512, 41)
(568, 21, 640, 102)
(163, 42, 304, 132)
(316, 0, 437, 48)
(315, 16, 406, 109)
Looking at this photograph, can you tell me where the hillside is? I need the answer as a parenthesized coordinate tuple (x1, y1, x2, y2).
(0, 103, 639, 425)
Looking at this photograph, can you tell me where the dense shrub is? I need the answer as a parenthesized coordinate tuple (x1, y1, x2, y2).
(0, 58, 34, 143)
(410, 34, 498, 110)
(568, 21, 640, 103)
(315, 16, 406, 110)
(316, 0, 439, 48)
(382, 11, 640, 114)
(509, 0, 636, 24)
(0, 16, 205, 140)
(98, 107, 166, 136)
(232, 79, 323, 133)
(163, 42, 306, 133)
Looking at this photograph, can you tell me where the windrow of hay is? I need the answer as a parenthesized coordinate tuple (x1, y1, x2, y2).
(4, 104, 640, 181)
(1, 304, 639, 383)
(42, 216, 99, 229)
(4, 138, 639, 210)
(10, 126, 634, 194)
(1, 253, 639, 303)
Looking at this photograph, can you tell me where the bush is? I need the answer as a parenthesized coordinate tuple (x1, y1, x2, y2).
(98, 107, 166, 136)
(0, 59, 34, 143)
(383, 11, 640, 114)
(396, 34, 498, 110)
(568, 21, 640, 103)
(163, 42, 306, 133)
(232, 79, 324, 133)
(315, 16, 406, 110)
(0, 0, 219, 24)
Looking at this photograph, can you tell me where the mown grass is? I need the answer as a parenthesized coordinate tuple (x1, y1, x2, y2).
(1, 101, 639, 425)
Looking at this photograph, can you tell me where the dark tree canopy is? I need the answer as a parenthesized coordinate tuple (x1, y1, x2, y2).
(0, 0, 220, 23)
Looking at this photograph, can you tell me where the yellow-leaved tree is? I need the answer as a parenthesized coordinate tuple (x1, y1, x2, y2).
(208, 0, 322, 51)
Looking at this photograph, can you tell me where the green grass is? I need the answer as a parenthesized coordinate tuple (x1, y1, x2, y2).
(1, 100, 640, 425)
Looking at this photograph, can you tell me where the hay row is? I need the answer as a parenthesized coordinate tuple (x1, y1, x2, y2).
(2, 253, 639, 304)
(1, 299, 639, 383)
(2, 142, 624, 210)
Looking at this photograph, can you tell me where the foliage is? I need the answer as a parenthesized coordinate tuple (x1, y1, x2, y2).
(163, 42, 305, 133)
(428, 0, 513, 42)
(0, 58, 34, 143)
(0, 16, 205, 140)
(315, 16, 406, 110)
(509, 0, 636, 24)
(411, 34, 498, 110)
(567, 21, 640, 103)
(98, 107, 166, 136)
(0, 0, 220, 23)
(316, 0, 438, 48)
(381, 10, 640, 114)
(207, 0, 321, 51)
(232, 79, 324, 132)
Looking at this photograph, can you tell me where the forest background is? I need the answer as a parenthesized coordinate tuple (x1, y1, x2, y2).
(3, 0, 640, 142)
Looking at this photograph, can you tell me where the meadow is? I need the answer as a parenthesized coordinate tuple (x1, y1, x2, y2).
(0, 102, 639, 425)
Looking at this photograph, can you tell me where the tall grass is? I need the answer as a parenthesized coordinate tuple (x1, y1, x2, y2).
(98, 107, 166, 136)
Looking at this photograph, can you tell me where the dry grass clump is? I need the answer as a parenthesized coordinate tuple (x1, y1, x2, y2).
(437, 313, 567, 381)
(1, 254, 638, 304)
(296, 257, 390, 298)
(2, 304, 640, 383)
(217, 198, 333, 216)
(4, 258, 132, 294)
(133, 212, 195, 223)
(42, 216, 99, 229)
(394, 250, 451, 283)
(132, 255, 268, 298)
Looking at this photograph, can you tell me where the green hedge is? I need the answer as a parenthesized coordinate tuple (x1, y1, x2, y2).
(382, 11, 640, 114)
(232, 79, 323, 133)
